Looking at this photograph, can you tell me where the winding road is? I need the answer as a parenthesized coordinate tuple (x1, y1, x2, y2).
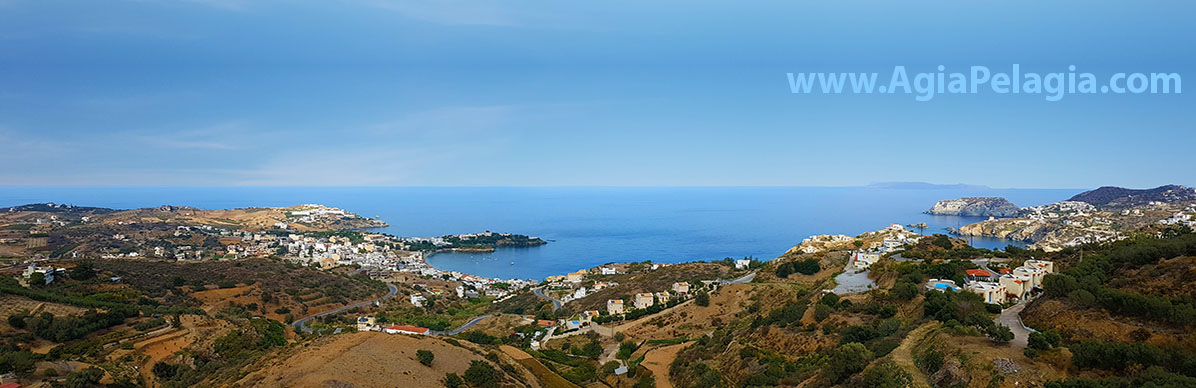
(532, 287, 563, 310)
(293, 283, 398, 334)
(995, 300, 1036, 348)
(720, 272, 756, 285)
(429, 315, 493, 335)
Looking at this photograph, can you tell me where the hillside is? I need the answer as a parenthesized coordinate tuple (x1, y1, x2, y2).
(1068, 184, 1196, 208)
(235, 331, 535, 388)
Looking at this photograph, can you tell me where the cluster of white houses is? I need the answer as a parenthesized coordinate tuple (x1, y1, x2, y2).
(607, 282, 691, 315)
(850, 224, 928, 270)
(925, 259, 1055, 304)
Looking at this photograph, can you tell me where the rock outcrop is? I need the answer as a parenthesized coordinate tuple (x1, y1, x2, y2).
(925, 197, 1021, 217)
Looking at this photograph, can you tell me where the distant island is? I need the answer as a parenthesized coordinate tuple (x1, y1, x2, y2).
(867, 181, 991, 190)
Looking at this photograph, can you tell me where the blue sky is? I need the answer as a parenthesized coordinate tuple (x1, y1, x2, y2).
(1, 1, 1192, 188)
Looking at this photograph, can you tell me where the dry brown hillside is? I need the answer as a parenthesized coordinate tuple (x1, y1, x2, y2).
(234, 331, 540, 388)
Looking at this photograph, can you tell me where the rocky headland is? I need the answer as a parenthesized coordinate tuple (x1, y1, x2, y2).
(925, 197, 1021, 217)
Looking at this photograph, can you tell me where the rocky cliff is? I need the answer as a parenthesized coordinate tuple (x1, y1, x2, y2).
(925, 197, 1021, 217)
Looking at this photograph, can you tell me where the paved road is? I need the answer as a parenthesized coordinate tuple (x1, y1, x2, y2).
(720, 272, 756, 285)
(533, 287, 563, 310)
(995, 301, 1035, 348)
(430, 315, 493, 335)
(293, 283, 398, 334)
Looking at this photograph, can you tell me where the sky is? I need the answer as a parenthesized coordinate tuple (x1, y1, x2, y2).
(0, 1, 1193, 188)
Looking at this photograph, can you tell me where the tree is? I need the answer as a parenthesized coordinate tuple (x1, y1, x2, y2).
(153, 362, 181, 380)
(813, 304, 833, 322)
(69, 260, 96, 281)
(64, 366, 105, 388)
(634, 375, 657, 388)
(581, 339, 603, 359)
(856, 359, 913, 388)
(617, 341, 638, 360)
(28, 272, 45, 286)
(987, 324, 1015, 343)
(1068, 289, 1095, 306)
(824, 343, 873, 383)
(417, 349, 435, 366)
(7, 311, 28, 329)
(443, 372, 464, 388)
(891, 282, 919, 301)
(695, 290, 710, 307)
(819, 293, 840, 308)
(464, 360, 498, 388)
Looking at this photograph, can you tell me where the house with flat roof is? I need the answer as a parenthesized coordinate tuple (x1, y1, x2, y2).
(999, 274, 1033, 301)
(634, 293, 655, 309)
(672, 282, 690, 294)
(607, 299, 625, 315)
(1013, 266, 1047, 289)
(735, 258, 751, 270)
(356, 316, 377, 331)
(1024, 259, 1055, 273)
(966, 282, 1007, 304)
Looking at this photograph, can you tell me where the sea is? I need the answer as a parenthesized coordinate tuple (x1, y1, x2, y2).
(0, 186, 1078, 281)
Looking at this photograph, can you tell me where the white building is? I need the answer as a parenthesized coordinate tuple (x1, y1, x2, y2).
(22, 264, 57, 284)
(999, 274, 1033, 301)
(357, 316, 377, 331)
(1013, 266, 1047, 290)
(853, 252, 880, 270)
(966, 282, 1007, 304)
(634, 293, 655, 309)
(607, 299, 625, 315)
(1023, 259, 1055, 273)
(410, 294, 427, 307)
(600, 267, 617, 275)
(672, 282, 690, 294)
(735, 259, 751, 270)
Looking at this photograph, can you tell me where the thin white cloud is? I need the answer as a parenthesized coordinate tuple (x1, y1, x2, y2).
(132, 121, 253, 151)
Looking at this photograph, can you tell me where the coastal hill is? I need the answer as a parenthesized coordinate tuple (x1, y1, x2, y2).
(945, 185, 1196, 251)
(925, 197, 1021, 217)
(1067, 184, 1196, 208)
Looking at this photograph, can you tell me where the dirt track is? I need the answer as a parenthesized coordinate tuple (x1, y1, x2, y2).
(640, 343, 692, 388)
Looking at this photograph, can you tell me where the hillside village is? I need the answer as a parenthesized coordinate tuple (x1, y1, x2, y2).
(1, 188, 1195, 388)
(943, 185, 1196, 251)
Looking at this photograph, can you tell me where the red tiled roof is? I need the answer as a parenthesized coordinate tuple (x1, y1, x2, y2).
(537, 320, 555, 327)
(0, 383, 21, 388)
(385, 325, 429, 334)
(965, 269, 992, 277)
(998, 268, 1012, 274)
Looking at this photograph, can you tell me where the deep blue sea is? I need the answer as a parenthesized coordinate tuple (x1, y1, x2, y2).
(0, 187, 1078, 280)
